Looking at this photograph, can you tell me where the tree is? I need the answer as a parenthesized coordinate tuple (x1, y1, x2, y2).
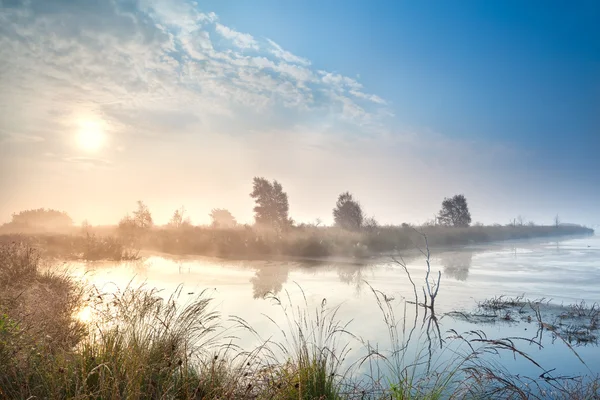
(437, 194, 472, 227)
(119, 201, 153, 232)
(168, 206, 191, 229)
(7, 208, 73, 232)
(210, 209, 237, 228)
(81, 219, 92, 234)
(333, 192, 363, 231)
(363, 216, 379, 232)
(250, 177, 291, 230)
(554, 214, 561, 228)
(132, 200, 153, 229)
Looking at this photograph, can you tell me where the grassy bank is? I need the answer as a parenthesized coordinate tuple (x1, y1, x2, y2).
(1, 223, 593, 261)
(1, 241, 599, 399)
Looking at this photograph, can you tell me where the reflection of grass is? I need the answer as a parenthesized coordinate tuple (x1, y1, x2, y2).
(1, 240, 600, 399)
(450, 295, 600, 346)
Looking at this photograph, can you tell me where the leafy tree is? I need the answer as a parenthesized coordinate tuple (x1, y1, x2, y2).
(210, 209, 237, 228)
(333, 192, 363, 231)
(168, 206, 191, 229)
(250, 177, 291, 230)
(437, 194, 472, 227)
(7, 208, 73, 231)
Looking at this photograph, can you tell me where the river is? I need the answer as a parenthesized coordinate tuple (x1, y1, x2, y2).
(68, 233, 600, 385)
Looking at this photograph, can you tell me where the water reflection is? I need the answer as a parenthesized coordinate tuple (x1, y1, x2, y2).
(440, 251, 473, 281)
(250, 263, 290, 298)
(337, 263, 368, 295)
(249, 260, 372, 298)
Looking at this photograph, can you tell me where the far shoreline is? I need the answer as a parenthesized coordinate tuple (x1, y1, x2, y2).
(1, 224, 594, 263)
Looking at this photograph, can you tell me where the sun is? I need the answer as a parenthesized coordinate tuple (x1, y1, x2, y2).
(76, 119, 106, 152)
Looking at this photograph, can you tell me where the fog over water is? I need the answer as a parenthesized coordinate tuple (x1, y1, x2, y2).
(69, 234, 600, 378)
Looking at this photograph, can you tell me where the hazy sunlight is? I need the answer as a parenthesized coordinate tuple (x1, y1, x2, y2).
(76, 119, 106, 152)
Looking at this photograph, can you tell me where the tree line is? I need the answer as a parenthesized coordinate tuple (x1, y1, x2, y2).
(117, 177, 472, 232)
(0, 178, 475, 233)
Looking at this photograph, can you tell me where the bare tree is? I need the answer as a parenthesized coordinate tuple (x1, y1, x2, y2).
(168, 206, 191, 229)
(363, 216, 379, 232)
(554, 214, 561, 228)
(132, 200, 153, 229)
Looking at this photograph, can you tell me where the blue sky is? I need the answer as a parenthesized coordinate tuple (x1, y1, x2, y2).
(0, 0, 598, 226)
(207, 1, 599, 161)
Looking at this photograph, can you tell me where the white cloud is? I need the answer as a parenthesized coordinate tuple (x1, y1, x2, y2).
(0, 0, 390, 139)
(349, 90, 387, 105)
(215, 23, 258, 49)
(319, 71, 363, 91)
(266, 38, 311, 66)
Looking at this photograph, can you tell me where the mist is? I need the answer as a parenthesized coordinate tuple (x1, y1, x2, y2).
(1, 1, 599, 398)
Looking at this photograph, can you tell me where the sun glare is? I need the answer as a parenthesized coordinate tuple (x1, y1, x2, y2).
(76, 119, 106, 152)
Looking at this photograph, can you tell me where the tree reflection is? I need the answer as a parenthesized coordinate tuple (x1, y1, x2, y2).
(337, 263, 367, 295)
(250, 264, 290, 299)
(441, 251, 473, 281)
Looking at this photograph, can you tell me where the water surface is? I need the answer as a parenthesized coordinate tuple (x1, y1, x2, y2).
(70, 234, 600, 381)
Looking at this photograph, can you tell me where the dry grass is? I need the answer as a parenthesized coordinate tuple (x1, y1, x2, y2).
(1, 240, 599, 399)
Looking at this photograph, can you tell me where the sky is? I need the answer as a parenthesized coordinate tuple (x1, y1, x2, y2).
(0, 0, 598, 226)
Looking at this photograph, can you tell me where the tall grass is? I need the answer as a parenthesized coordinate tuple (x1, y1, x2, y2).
(1, 240, 599, 399)
(234, 286, 353, 399)
(0, 233, 139, 261)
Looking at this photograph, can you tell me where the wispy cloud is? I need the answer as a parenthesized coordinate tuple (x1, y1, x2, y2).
(0, 0, 535, 225)
(0, 129, 45, 143)
(215, 23, 259, 49)
(0, 0, 393, 146)
(265, 38, 311, 66)
(62, 156, 113, 167)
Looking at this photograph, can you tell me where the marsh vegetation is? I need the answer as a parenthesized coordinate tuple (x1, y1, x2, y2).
(1, 240, 599, 399)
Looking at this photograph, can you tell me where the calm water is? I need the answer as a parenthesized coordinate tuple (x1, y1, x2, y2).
(70, 233, 600, 381)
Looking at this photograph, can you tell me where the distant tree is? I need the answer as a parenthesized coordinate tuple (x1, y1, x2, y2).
(168, 206, 191, 229)
(363, 216, 379, 232)
(132, 201, 153, 229)
(250, 177, 291, 230)
(437, 194, 472, 227)
(554, 214, 561, 228)
(333, 192, 363, 231)
(210, 209, 237, 228)
(7, 208, 73, 232)
(81, 219, 92, 234)
(119, 201, 153, 233)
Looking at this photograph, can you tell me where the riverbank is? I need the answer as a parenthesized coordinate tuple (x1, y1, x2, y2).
(1, 241, 599, 399)
(0, 224, 594, 261)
